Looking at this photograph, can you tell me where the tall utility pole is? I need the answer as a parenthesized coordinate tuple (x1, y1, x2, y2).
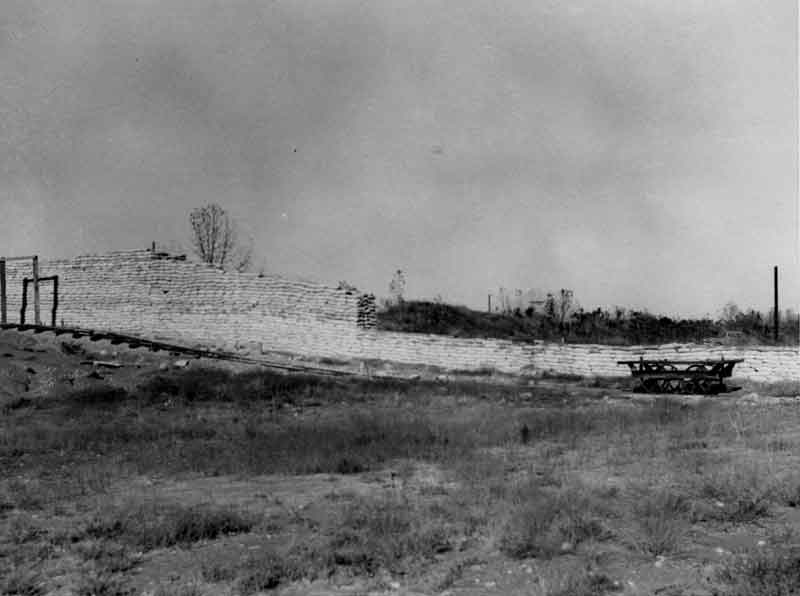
(774, 266, 779, 341)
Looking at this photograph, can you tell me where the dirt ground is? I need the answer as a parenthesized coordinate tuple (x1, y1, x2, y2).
(0, 327, 194, 399)
(2, 328, 800, 596)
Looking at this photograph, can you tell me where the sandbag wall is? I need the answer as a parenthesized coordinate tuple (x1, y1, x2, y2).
(2, 249, 377, 354)
(2, 248, 797, 381)
(533, 341, 800, 382)
(348, 332, 799, 381)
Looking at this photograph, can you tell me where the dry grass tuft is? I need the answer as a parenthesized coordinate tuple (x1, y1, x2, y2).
(714, 545, 800, 596)
(499, 483, 609, 559)
(85, 500, 256, 551)
(629, 490, 691, 556)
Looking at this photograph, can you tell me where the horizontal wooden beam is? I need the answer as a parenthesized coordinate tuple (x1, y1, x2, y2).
(0, 255, 38, 262)
(617, 359, 744, 365)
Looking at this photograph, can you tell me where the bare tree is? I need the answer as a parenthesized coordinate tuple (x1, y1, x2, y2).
(545, 288, 577, 332)
(720, 301, 741, 323)
(189, 203, 253, 272)
(388, 269, 406, 305)
(558, 288, 575, 328)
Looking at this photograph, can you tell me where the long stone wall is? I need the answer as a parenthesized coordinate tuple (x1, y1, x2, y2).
(2, 248, 797, 382)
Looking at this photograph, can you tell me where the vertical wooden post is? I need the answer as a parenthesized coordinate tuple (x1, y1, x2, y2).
(487, 293, 491, 313)
(0, 259, 6, 325)
(774, 266, 779, 342)
(51, 275, 59, 327)
(20, 279, 27, 325)
(32, 255, 40, 325)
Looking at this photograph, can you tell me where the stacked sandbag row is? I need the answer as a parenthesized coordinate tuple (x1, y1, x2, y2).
(356, 294, 377, 329)
(3, 248, 797, 381)
(355, 330, 537, 373)
(532, 341, 800, 381)
(2, 248, 371, 350)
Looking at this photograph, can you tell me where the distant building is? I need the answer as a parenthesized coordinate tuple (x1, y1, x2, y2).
(492, 287, 547, 315)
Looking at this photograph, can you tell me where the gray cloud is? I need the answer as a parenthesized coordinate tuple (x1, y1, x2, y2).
(0, 0, 795, 316)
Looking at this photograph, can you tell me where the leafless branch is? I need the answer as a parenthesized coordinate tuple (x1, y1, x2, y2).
(189, 203, 254, 272)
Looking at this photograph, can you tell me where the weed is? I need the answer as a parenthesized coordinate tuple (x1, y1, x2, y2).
(499, 484, 607, 559)
(74, 569, 132, 596)
(713, 546, 800, 596)
(0, 564, 46, 596)
(1, 479, 44, 511)
(334, 455, 367, 474)
(433, 556, 483, 591)
(236, 547, 318, 594)
(549, 570, 621, 596)
(516, 397, 712, 450)
(698, 465, 772, 523)
(2, 396, 33, 413)
(451, 366, 496, 376)
(67, 386, 131, 410)
(741, 380, 800, 398)
(152, 582, 206, 596)
(541, 371, 585, 382)
(74, 540, 139, 573)
(200, 559, 237, 583)
(778, 480, 800, 508)
(6, 513, 44, 545)
(328, 494, 452, 575)
(630, 490, 690, 555)
(86, 500, 256, 551)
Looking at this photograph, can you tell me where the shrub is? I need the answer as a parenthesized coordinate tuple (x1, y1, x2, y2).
(698, 464, 772, 523)
(216, 494, 455, 589)
(328, 495, 452, 575)
(137, 369, 232, 403)
(516, 398, 710, 448)
(236, 550, 309, 594)
(2, 396, 33, 413)
(68, 386, 131, 410)
(499, 484, 607, 559)
(630, 490, 691, 555)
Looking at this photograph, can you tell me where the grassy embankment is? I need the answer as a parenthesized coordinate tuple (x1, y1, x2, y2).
(3, 368, 800, 595)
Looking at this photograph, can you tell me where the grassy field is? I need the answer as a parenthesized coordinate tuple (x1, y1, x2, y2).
(3, 366, 800, 595)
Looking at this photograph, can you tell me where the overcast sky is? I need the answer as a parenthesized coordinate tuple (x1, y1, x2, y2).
(1, 0, 797, 317)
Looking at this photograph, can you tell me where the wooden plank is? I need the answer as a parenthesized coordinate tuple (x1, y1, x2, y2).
(0, 259, 5, 325)
(20, 279, 27, 325)
(51, 275, 58, 327)
(32, 255, 40, 326)
(618, 359, 744, 365)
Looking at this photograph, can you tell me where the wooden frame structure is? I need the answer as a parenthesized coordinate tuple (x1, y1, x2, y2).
(20, 275, 59, 327)
(0, 255, 43, 325)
